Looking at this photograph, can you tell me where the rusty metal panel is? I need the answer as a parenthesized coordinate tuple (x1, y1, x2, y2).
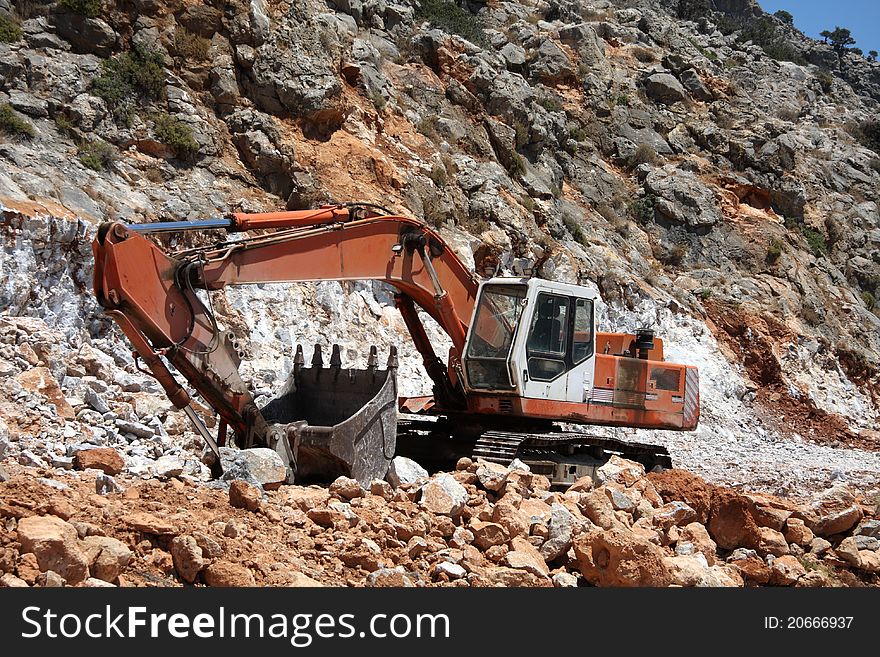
(613, 358, 648, 409)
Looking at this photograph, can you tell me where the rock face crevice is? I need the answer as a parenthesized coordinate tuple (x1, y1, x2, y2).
(0, 1, 879, 534)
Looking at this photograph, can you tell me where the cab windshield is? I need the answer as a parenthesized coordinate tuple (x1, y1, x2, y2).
(465, 284, 527, 389)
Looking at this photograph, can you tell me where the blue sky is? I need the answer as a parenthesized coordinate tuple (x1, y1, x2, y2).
(758, 1, 879, 56)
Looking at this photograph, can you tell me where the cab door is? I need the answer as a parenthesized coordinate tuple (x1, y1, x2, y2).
(566, 297, 596, 403)
(515, 287, 596, 403)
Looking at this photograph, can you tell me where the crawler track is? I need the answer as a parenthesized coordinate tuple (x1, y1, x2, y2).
(397, 418, 672, 486)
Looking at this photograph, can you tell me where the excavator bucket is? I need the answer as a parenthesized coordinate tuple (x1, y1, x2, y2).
(259, 344, 398, 486)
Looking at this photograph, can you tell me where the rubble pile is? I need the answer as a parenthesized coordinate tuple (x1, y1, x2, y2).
(0, 454, 876, 587)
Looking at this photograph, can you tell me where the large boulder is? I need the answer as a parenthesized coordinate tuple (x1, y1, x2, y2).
(16, 367, 75, 420)
(795, 485, 863, 537)
(644, 167, 723, 230)
(645, 73, 689, 104)
(74, 448, 125, 476)
(17, 516, 89, 584)
(220, 447, 289, 489)
(707, 489, 761, 551)
(52, 11, 117, 56)
(81, 536, 132, 583)
(540, 503, 578, 562)
(505, 537, 550, 577)
(574, 528, 672, 587)
(528, 39, 576, 84)
(419, 473, 468, 517)
(596, 455, 645, 487)
(647, 469, 713, 523)
(679, 69, 713, 101)
(386, 456, 428, 488)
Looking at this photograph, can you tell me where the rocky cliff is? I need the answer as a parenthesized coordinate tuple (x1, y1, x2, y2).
(0, 0, 879, 586)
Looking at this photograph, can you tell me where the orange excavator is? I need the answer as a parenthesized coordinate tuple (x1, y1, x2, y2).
(92, 204, 699, 486)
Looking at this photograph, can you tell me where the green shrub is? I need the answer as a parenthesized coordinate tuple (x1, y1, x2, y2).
(507, 152, 526, 178)
(520, 195, 536, 212)
(538, 96, 562, 112)
(698, 288, 712, 300)
(816, 69, 834, 93)
(766, 237, 783, 263)
(152, 112, 199, 160)
(715, 14, 806, 65)
(568, 126, 588, 142)
(615, 93, 630, 106)
(774, 10, 794, 25)
(563, 213, 587, 245)
(415, 0, 487, 47)
(58, 0, 102, 18)
(78, 139, 116, 171)
(0, 104, 36, 138)
(801, 226, 827, 257)
(92, 46, 166, 122)
(0, 14, 23, 43)
(173, 26, 211, 61)
(629, 195, 656, 224)
(628, 143, 660, 168)
(863, 291, 877, 310)
(54, 114, 76, 138)
(845, 120, 880, 154)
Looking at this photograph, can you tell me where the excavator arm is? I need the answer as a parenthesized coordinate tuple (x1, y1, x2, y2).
(93, 206, 479, 469)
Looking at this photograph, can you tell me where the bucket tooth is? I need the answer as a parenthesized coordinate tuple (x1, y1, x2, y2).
(311, 344, 323, 368)
(294, 344, 304, 373)
(366, 345, 378, 370)
(330, 343, 342, 368)
(387, 345, 398, 369)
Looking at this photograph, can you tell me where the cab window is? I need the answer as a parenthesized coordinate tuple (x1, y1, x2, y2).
(572, 298, 593, 363)
(526, 293, 568, 381)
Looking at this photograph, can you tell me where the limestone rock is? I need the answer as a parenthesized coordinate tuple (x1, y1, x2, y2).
(81, 536, 132, 583)
(17, 515, 89, 585)
(74, 448, 125, 475)
(366, 567, 416, 587)
(470, 521, 510, 551)
(204, 561, 256, 587)
(769, 555, 806, 586)
(574, 528, 672, 587)
(505, 537, 549, 577)
(124, 512, 176, 535)
(645, 73, 689, 104)
(229, 479, 262, 512)
(797, 485, 863, 538)
(386, 456, 428, 488)
(419, 473, 468, 517)
(596, 455, 645, 487)
(783, 518, 814, 547)
(756, 527, 790, 557)
(170, 535, 205, 584)
(220, 447, 288, 489)
(330, 476, 365, 500)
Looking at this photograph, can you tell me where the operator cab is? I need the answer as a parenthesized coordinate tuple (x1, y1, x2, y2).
(462, 278, 596, 403)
